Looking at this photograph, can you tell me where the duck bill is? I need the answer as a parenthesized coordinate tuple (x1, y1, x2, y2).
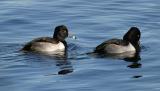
(68, 32, 77, 39)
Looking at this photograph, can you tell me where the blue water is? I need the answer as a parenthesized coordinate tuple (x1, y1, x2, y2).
(0, 0, 160, 91)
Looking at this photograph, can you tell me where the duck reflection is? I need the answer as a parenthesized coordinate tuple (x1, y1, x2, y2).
(56, 60, 73, 75)
(123, 52, 141, 68)
(90, 51, 142, 78)
(44, 52, 73, 75)
(90, 50, 141, 68)
(22, 49, 73, 75)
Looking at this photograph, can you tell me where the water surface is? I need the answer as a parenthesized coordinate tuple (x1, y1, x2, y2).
(0, 0, 160, 91)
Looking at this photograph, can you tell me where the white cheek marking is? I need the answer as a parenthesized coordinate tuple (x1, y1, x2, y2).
(105, 43, 135, 53)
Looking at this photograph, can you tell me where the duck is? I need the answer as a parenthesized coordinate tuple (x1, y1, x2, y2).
(22, 25, 69, 54)
(94, 27, 141, 54)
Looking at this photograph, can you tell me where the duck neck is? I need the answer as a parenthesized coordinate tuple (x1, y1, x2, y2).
(130, 41, 140, 52)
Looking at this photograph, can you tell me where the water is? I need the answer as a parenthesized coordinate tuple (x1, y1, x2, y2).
(0, 0, 160, 91)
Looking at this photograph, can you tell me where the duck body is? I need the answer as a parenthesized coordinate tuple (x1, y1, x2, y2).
(22, 25, 68, 54)
(94, 27, 141, 54)
(22, 37, 66, 53)
(95, 39, 135, 54)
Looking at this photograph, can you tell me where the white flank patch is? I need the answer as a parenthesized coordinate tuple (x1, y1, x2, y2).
(105, 42, 136, 53)
(31, 42, 65, 53)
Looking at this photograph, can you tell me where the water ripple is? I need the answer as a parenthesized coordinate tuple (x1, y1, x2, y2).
(0, 0, 160, 91)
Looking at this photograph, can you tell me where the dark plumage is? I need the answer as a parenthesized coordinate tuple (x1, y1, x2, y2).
(94, 27, 141, 54)
(22, 25, 68, 53)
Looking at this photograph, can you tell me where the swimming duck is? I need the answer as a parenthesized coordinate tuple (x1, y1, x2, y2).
(94, 27, 141, 54)
(22, 25, 68, 54)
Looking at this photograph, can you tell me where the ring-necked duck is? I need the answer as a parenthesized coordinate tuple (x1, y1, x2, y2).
(22, 25, 68, 54)
(94, 27, 141, 54)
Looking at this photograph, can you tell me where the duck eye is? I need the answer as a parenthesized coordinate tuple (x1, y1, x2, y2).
(62, 30, 66, 33)
(60, 29, 66, 34)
